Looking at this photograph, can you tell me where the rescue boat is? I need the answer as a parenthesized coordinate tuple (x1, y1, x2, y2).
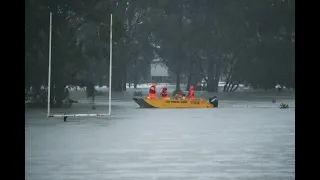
(133, 96, 218, 108)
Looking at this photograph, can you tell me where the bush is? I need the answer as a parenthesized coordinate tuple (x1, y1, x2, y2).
(25, 87, 76, 108)
(279, 103, 289, 109)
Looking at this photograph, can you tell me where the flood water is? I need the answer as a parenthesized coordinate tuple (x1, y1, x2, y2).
(25, 90, 295, 180)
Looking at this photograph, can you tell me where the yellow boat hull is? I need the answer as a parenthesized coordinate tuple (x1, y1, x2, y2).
(133, 97, 215, 108)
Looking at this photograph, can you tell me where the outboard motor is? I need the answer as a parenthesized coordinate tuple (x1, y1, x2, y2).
(208, 96, 218, 107)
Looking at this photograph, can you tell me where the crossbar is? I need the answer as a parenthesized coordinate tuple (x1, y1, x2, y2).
(49, 114, 108, 117)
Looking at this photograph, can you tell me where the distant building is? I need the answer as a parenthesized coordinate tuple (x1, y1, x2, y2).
(150, 59, 169, 83)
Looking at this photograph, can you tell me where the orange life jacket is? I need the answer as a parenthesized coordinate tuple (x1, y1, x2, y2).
(149, 84, 157, 98)
(160, 88, 168, 98)
(188, 86, 195, 99)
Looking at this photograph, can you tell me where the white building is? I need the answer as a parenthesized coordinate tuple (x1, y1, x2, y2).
(150, 59, 169, 83)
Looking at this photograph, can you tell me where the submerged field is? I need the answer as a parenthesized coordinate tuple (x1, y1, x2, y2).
(25, 88, 295, 180)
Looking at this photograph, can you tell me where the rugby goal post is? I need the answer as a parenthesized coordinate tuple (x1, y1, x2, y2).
(47, 12, 113, 120)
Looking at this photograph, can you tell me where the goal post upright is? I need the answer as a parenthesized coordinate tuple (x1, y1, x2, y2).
(47, 12, 52, 118)
(108, 14, 113, 116)
(47, 13, 113, 120)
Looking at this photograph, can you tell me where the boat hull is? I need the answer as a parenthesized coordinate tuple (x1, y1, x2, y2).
(133, 97, 215, 108)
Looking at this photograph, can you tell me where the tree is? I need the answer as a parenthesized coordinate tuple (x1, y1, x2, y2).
(25, 0, 124, 106)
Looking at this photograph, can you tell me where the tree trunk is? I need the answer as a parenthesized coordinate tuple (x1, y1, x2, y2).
(186, 62, 193, 90)
(55, 84, 66, 107)
(186, 50, 193, 90)
(132, 58, 138, 89)
(230, 83, 236, 92)
(116, 79, 122, 91)
(226, 80, 233, 92)
(213, 63, 220, 92)
(86, 83, 95, 103)
(122, 65, 127, 91)
(231, 83, 240, 92)
(207, 78, 219, 92)
(223, 85, 227, 92)
(198, 64, 208, 85)
(186, 74, 192, 91)
(112, 66, 123, 91)
(207, 61, 220, 92)
(134, 74, 138, 88)
(112, 41, 125, 92)
(31, 84, 41, 104)
(113, 77, 122, 91)
(175, 70, 181, 91)
(99, 77, 103, 87)
(206, 59, 214, 92)
(224, 67, 233, 92)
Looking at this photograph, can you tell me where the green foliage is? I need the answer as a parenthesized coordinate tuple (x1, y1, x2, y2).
(25, 0, 127, 106)
(25, 87, 73, 108)
(26, 0, 295, 106)
(149, 0, 294, 92)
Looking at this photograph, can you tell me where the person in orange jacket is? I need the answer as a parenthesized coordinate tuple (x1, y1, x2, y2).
(160, 87, 168, 98)
(148, 84, 157, 98)
(188, 85, 195, 99)
(174, 91, 184, 99)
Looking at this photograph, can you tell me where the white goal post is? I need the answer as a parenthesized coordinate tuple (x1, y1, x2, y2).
(47, 12, 113, 119)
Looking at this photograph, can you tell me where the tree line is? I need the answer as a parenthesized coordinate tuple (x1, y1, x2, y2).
(26, 0, 295, 106)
